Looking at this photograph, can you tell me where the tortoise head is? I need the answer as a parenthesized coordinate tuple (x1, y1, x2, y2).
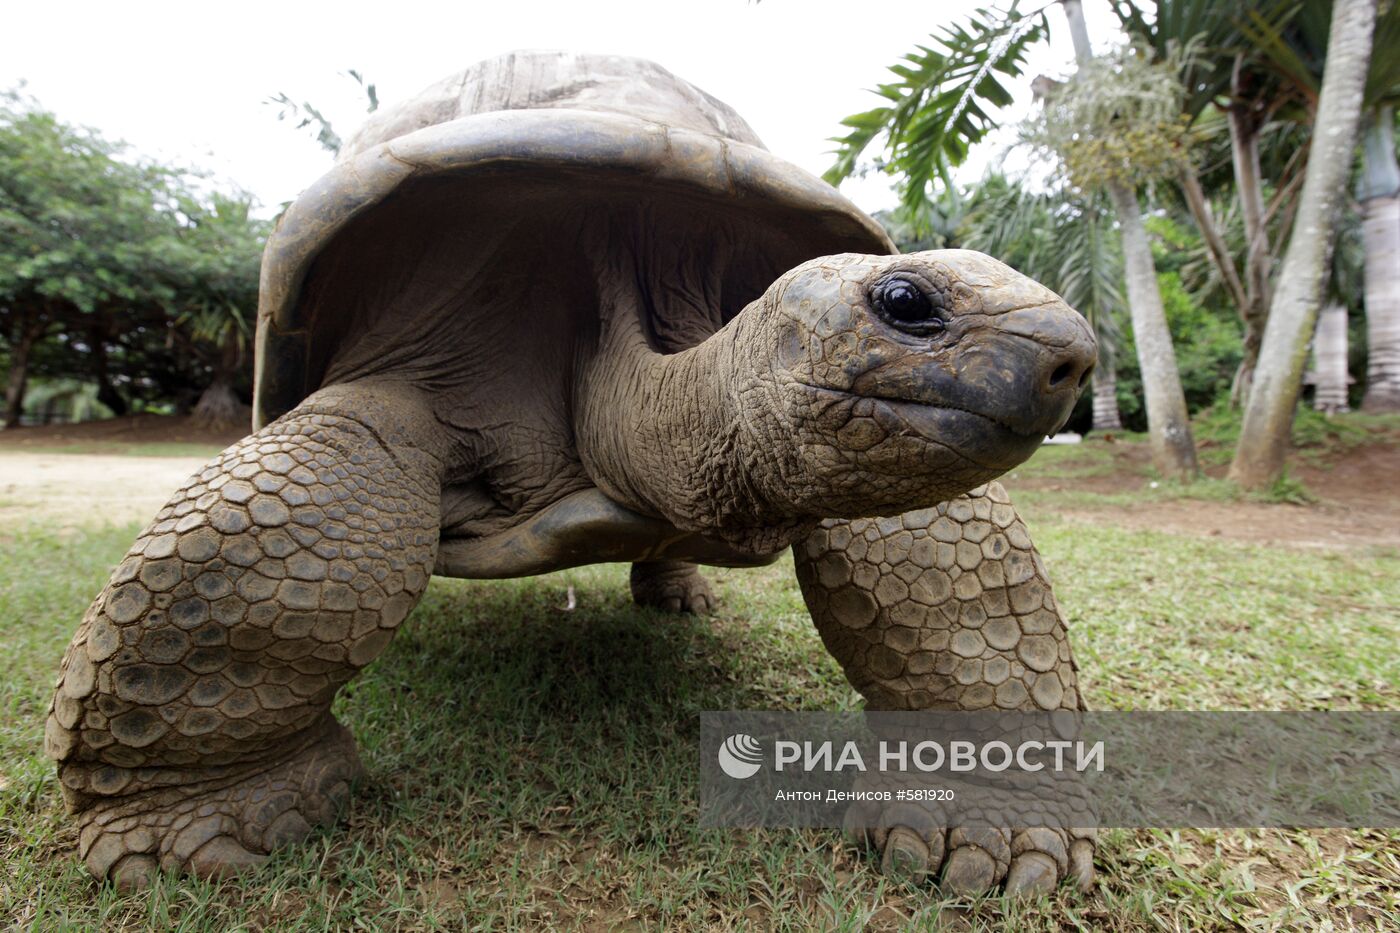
(730, 249, 1096, 519)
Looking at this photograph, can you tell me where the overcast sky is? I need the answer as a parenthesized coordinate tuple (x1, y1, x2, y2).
(3, 0, 1124, 217)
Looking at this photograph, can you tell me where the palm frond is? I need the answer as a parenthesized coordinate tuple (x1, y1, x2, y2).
(825, 3, 1050, 209)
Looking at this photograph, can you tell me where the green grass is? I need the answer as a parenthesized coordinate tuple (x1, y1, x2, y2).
(2, 510, 1398, 930)
(1008, 439, 1148, 484)
(1008, 452, 1249, 512)
(1012, 472, 1319, 512)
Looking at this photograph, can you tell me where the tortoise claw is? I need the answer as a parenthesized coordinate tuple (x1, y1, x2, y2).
(853, 813, 1095, 898)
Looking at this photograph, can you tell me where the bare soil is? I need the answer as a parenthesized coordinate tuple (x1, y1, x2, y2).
(0, 452, 212, 528)
(0, 415, 244, 528)
(1015, 437, 1400, 552)
(0, 413, 245, 449)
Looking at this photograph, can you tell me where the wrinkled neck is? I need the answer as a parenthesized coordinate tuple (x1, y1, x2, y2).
(569, 208, 820, 553)
(575, 282, 808, 555)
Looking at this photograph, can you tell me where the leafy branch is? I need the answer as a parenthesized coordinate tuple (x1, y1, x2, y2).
(266, 70, 380, 157)
(824, 2, 1051, 209)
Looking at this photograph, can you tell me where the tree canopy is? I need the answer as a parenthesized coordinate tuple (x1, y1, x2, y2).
(0, 91, 268, 427)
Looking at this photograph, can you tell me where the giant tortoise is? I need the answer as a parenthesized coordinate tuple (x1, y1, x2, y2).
(47, 51, 1097, 894)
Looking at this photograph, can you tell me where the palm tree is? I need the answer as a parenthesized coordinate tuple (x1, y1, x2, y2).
(1239, 2, 1400, 411)
(1053, 0, 1198, 470)
(873, 185, 970, 252)
(1174, 163, 1364, 415)
(165, 192, 267, 427)
(1122, 0, 1400, 411)
(1359, 106, 1400, 409)
(1110, 0, 1313, 404)
(1313, 201, 1366, 413)
(1230, 0, 1377, 488)
(1311, 302, 1350, 413)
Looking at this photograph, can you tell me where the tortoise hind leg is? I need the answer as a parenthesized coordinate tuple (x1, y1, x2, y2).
(46, 385, 443, 888)
(630, 560, 716, 614)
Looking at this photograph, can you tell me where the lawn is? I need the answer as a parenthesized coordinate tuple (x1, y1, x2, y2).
(1, 425, 1398, 930)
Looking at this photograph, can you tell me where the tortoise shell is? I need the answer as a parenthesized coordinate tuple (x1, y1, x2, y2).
(252, 50, 893, 428)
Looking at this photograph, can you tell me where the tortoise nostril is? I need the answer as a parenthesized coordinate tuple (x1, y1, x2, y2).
(1078, 364, 1095, 389)
(1049, 361, 1075, 388)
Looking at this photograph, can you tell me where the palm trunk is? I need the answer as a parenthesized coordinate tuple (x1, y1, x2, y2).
(1108, 181, 1200, 477)
(1090, 320, 1123, 431)
(1179, 169, 1250, 317)
(191, 379, 247, 426)
(1230, 0, 1376, 488)
(1227, 71, 1272, 408)
(1312, 302, 1350, 413)
(191, 332, 250, 428)
(1061, 0, 1197, 477)
(1360, 107, 1400, 411)
(1091, 361, 1123, 431)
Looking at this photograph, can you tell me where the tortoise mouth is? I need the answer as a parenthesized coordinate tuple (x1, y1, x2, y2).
(801, 381, 1050, 438)
(863, 395, 1047, 474)
(842, 326, 1091, 440)
(795, 384, 1046, 475)
(863, 394, 1042, 440)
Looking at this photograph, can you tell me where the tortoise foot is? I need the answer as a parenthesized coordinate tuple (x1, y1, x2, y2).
(629, 560, 716, 614)
(847, 808, 1095, 897)
(76, 717, 363, 890)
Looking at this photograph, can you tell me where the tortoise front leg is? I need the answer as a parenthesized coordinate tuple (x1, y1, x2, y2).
(793, 481, 1094, 895)
(630, 560, 716, 614)
(46, 384, 443, 888)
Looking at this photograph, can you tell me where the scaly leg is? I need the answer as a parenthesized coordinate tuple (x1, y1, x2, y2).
(793, 481, 1095, 895)
(46, 384, 443, 888)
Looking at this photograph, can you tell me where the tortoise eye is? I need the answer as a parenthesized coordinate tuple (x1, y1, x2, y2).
(871, 276, 945, 334)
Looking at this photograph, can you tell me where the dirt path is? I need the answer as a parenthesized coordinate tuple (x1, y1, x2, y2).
(1047, 496, 1400, 552)
(0, 452, 210, 528)
(0, 413, 244, 449)
(1015, 440, 1400, 552)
